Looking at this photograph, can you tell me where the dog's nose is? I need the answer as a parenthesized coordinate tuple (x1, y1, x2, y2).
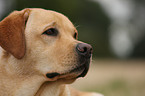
(76, 43, 93, 58)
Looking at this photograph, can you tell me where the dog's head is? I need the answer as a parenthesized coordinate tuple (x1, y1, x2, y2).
(0, 8, 92, 82)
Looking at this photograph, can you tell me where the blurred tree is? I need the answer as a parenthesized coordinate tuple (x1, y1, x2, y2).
(76, 0, 111, 57)
(4, 0, 111, 58)
(0, 0, 15, 20)
(131, 36, 145, 58)
(131, 0, 145, 58)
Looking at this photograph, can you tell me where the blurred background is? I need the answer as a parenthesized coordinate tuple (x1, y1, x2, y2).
(0, 0, 145, 96)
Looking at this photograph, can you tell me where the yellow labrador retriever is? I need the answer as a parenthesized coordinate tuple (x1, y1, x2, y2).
(0, 8, 103, 96)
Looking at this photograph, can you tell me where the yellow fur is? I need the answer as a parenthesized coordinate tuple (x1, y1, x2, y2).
(0, 8, 103, 96)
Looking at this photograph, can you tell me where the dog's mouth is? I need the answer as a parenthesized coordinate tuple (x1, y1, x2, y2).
(46, 59, 90, 81)
(70, 62, 89, 78)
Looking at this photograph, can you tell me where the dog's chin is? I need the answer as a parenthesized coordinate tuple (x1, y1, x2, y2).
(62, 58, 91, 79)
(46, 61, 90, 82)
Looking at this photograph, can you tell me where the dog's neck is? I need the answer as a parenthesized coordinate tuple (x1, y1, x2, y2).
(14, 78, 69, 96)
(35, 81, 71, 96)
(0, 61, 69, 96)
(0, 48, 71, 96)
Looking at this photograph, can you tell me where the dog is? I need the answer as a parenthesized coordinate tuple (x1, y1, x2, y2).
(0, 8, 103, 96)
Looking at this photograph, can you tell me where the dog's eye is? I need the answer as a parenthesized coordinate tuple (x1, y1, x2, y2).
(43, 28, 58, 36)
(74, 33, 78, 39)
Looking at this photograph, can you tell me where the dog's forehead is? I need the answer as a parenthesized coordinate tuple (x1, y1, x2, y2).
(29, 9, 75, 31)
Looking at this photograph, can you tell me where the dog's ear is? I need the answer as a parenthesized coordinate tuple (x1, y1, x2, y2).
(0, 9, 30, 59)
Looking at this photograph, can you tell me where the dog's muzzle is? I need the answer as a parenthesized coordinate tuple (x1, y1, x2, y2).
(45, 43, 93, 80)
(75, 43, 93, 77)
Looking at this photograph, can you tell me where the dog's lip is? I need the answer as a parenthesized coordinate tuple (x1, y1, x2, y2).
(46, 72, 60, 79)
(69, 64, 85, 73)
(45, 65, 86, 81)
(45, 58, 91, 81)
(76, 62, 90, 78)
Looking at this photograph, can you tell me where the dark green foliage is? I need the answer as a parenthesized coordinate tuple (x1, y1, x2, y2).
(4, 0, 112, 57)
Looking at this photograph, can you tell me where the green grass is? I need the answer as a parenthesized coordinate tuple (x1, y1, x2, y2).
(85, 79, 145, 96)
(93, 79, 130, 96)
(72, 59, 145, 96)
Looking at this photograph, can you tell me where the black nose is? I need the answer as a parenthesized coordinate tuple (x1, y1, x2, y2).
(76, 43, 93, 58)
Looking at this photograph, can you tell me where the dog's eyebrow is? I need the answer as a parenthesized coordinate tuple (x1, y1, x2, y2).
(43, 21, 56, 31)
